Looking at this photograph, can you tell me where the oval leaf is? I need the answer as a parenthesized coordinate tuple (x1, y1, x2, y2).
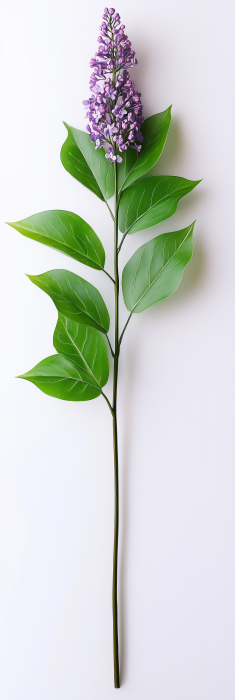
(119, 176, 201, 235)
(54, 314, 109, 387)
(18, 355, 102, 401)
(7, 210, 105, 270)
(122, 223, 195, 313)
(61, 123, 115, 201)
(27, 269, 110, 333)
(61, 124, 103, 200)
(118, 106, 172, 193)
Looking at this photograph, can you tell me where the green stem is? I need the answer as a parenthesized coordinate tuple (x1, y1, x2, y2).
(103, 268, 115, 284)
(119, 311, 133, 348)
(117, 231, 128, 254)
(106, 333, 115, 359)
(112, 158, 120, 689)
(101, 390, 114, 415)
(105, 200, 114, 221)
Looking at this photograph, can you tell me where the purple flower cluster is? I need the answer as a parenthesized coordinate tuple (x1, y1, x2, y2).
(83, 8, 144, 163)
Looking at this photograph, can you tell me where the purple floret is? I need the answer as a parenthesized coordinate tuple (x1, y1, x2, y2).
(83, 8, 144, 163)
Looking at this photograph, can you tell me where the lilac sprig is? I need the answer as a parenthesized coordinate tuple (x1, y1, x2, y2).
(83, 8, 144, 163)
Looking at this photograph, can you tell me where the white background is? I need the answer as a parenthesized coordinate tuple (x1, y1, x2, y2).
(0, 0, 235, 698)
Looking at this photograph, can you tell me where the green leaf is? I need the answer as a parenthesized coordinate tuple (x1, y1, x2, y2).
(18, 354, 102, 401)
(122, 222, 195, 313)
(54, 314, 109, 387)
(27, 269, 110, 333)
(119, 175, 201, 235)
(7, 210, 105, 270)
(61, 123, 115, 201)
(118, 106, 172, 193)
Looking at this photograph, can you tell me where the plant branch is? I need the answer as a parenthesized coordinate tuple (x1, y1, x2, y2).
(119, 312, 133, 347)
(117, 231, 128, 254)
(101, 390, 114, 415)
(106, 334, 115, 358)
(103, 268, 115, 284)
(105, 200, 114, 220)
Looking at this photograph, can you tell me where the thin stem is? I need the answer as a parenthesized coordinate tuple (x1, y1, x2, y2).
(103, 268, 115, 284)
(117, 231, 128, 254)
(112, 158, 120, 689)
(105, 200, 114, 221)
(106, 334, 115, 358)
(101, 390, 114, 415)
(119, 312, 132, 348)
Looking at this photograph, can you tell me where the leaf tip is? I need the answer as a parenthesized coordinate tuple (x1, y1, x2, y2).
(25, 273, 34, 282)
(188, 220, 196, 232)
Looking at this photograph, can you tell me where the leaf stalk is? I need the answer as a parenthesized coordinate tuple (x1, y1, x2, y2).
(119, 312, 133, 348)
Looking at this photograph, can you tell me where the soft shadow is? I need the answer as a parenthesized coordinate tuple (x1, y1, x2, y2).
(118, 46, 206, 673)
(119, 338, 137, 683)
(118, 237, 205, 683)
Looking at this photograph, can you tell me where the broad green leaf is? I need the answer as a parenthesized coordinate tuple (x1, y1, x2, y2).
(27, 269, 110, 333)
(119, 175, 201, 235)
(18, 355, 102, 401)
(118, 106, 172, 193)
(61, 123, 115, 201)
(122, 222, 195, 313)
(54, 314, 109, 387)
(7, 210, 105, 270)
